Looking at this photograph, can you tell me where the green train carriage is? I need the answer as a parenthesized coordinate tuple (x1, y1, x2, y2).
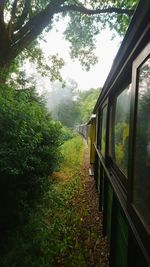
(85, 0, 150, 266)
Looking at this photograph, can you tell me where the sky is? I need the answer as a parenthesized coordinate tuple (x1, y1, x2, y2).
(25, 18, 122, 93)
(40, 19, 122, 91)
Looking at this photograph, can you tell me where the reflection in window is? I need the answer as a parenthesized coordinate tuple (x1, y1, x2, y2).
(109, 105, 115, 159)
(101, 106, 107, 156)
(110, 85, 131, 175)
(133, 56, 150, 232)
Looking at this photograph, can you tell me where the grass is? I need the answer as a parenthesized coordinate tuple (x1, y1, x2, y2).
(0, 135, 88, 267)
(52, 134, 84, 181)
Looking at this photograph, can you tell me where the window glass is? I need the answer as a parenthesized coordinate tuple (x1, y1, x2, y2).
(110, 85, 131, 175)
(96, 112, 100, 147)
(133, 56, 150, 232)
(101, 106, 107, 156)
(109, 105, 115, 159)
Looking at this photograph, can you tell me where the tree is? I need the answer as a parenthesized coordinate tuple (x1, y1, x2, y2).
(0, 0, 137, 82)
(78, 88, 100, 122)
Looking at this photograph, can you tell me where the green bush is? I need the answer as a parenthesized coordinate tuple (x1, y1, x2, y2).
(0, 136, 85, 267)
(0, 85, 63, 228)
(61, 126, 75, 141)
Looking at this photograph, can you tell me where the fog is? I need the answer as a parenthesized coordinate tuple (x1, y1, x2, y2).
(43, 79, 78, 119)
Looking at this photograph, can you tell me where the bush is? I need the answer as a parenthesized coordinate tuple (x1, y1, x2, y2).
(61, 126, 75, 141)
(0, 85, 63, 228)
(0, 136, 85, 267)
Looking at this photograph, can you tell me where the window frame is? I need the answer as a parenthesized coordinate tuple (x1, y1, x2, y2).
(100, 102, 108, 158)
(96, 110, 101, 149)
(128, 42, 150, 254)
(107, 83, 131, 189)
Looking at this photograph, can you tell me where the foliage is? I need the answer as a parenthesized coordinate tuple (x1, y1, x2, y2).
(78, 88, 100, 123)
(22, 43, 65, 82)
(60, 135, 84, 175)
(0, 85, 64, 228)
(0, 136, 88, 267)
(56, 101, 81, 128)
(45, 86, 100, 128)
(64, 14, 99, 71)
(61, 126, 76, 141)
(0, 0, 138, 82)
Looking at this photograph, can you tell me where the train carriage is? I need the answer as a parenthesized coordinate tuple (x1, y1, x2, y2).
(81, 1, 150, 266)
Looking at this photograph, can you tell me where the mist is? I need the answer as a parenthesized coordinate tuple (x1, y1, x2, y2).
(43, 79, 78, 120)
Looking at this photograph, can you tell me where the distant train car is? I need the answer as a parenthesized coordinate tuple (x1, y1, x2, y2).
(86, 115, 96, 165)
(78, 123, 88, 141)
(78, 115, 96, 164)
(82, 1, 150, 266)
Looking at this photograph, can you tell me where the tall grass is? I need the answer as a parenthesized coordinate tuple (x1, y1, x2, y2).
(53, 135, 84, 181)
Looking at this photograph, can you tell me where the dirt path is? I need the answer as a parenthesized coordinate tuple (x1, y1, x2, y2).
(76, 139, 109, 267)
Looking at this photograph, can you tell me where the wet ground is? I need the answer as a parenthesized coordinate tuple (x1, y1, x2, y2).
(75, 139, 109, 267)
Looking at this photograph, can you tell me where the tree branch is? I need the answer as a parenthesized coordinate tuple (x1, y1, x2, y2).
(14, 2, 134, 45)
(14, 0, 32, 32)
(7, 0, 135, 65)
(11, 0, 64, 46)
(55, 4, 135, 17)
(12, 2, 134, 44)
(10, 1, 65, 61)
(8, 0, 19, 39)
(10, 17, 52, 62)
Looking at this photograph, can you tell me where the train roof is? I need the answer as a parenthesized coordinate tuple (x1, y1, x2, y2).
(93, 0, 150, 113)
(87, 114, 96, 125)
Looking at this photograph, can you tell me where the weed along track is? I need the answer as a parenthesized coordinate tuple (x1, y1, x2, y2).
(47, 135, 109, 267)
(52, 136, 109, 267)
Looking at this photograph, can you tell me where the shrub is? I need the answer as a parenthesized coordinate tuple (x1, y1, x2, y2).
(61, 126, 75, 141)
(0, 85, 63, 228)
(0, 136, 85, 267)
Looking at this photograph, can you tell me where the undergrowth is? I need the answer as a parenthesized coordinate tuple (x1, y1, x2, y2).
(0, 135, 89, 267)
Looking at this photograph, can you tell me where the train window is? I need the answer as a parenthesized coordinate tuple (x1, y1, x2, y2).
(132, 55, 150, 232)
(96, 111, 100, 147)
(109, 105, 115, 159)
(101, 105, 107, 156)
(109, 85, 131, 176)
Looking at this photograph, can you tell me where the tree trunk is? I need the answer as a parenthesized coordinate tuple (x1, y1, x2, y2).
(0, 34, 11, 85)
(0, 64, 10, 85)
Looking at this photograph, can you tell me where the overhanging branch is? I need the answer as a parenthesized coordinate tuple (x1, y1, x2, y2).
(5, 0, 136, 66)
(8, 0, 19, 39)
(12, 0, 64, 46)
(10, 10, 55, 61)
(55, 4, 135, 16)
(12, 2, 135, 47)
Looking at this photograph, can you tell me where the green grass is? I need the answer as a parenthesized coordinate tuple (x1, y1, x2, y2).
(0, 135, 88, 267)
(53, 135, 84, 181)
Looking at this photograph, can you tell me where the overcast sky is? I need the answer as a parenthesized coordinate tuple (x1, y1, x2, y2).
(25, 19, 122, 92)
